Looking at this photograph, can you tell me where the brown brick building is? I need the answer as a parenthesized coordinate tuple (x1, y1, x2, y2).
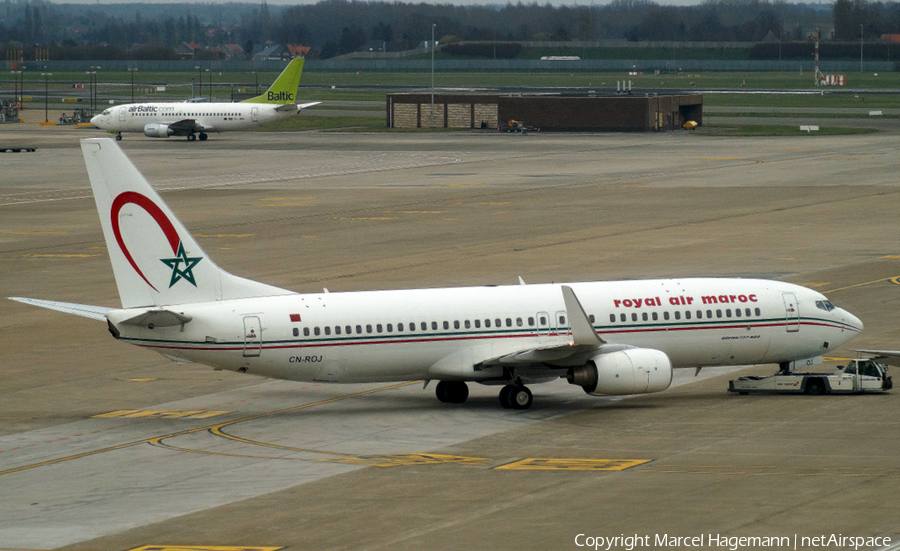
(386, 93, 703, 131)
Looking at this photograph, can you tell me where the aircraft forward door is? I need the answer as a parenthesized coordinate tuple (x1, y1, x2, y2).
(243, 316, 262, 357)
(782, 293, 799, 332)
(118, 108, 126, 122)
(251, 107, 259, 122)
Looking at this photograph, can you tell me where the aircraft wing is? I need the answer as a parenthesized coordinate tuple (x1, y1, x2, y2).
(8, 297, 111, 321)
(478, 286, 606, 368)
(166, 118, 213, 133)
(853, 350, 900, 367)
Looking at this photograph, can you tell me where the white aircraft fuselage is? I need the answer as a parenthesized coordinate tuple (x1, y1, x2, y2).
(10, 138, 865, 410)
(107, 278, 860, 385)
(89, 58, 316, 141)
(90, 101, 299, 137)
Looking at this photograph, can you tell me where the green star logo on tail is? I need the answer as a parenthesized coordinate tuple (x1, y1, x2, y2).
(160, 242, 203, 288)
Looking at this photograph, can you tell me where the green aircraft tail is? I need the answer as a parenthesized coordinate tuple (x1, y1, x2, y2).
(242, 58, 304, 104)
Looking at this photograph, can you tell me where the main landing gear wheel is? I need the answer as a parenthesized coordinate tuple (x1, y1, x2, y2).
(187, 133, 196, 141)
(199, 132, 208, 141)
(499, 385, 533, 410)
(115, 133, 122, 141)
(435, 381, 469, 404)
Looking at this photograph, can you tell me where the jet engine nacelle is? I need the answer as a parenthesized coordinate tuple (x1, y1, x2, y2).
(143, 123, 174, 138)
(567, 348, 673, 395)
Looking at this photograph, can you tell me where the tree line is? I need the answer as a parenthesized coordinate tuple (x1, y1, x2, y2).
(2, 0, 899, 61)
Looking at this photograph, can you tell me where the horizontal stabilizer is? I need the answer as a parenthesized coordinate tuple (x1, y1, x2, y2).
(8, 297, 110, 321)
(275, 101, 321, 113)
(119, 309, 192, 328)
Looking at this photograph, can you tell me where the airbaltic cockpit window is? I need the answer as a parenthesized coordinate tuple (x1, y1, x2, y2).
(816, 300, 836, 312)
(102, 110, 111, 115)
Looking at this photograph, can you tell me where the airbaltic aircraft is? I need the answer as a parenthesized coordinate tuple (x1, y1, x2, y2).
(90, 58, 319, 141)
(10, 139, 865, 409)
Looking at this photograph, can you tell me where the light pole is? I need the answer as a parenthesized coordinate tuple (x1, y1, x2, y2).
(90, 65, 100, 112)
(42, 72, 52, 123)
(206, 68, 212, 101)
(860, 24, 864, 73)
(195, 66, 201, 98)
(431, 23, 435, 128)
(85, 70, 96, 112)
(11, 70, 21, 105)
(128, 68, 137, 103)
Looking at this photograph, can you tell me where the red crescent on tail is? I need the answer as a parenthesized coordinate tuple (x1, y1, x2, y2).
(110, 191, 181, 292)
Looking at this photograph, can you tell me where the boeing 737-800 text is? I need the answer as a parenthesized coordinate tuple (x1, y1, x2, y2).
(90, 58, 318, 141)
(9, 139, 865, 409)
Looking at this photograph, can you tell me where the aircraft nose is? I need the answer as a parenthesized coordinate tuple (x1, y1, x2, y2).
(846, 311, 864, 333)
(90, 115, 101, 127)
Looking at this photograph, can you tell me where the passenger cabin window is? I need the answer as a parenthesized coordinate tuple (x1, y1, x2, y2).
(293, 328, 300, 337)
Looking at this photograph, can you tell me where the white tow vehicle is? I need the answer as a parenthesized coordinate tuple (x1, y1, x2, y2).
(729, 358, 893, 395)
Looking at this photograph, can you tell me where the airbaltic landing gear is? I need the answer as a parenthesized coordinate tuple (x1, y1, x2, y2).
(499, 385, 533, 410)
(435, 381, 469, 404)
(115, 133, 122, 141)
(199, 132, 208, 141)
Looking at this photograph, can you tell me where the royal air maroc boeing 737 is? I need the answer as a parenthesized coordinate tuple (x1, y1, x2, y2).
(90, 58, 319, 141)
(9, 139, 866, 409)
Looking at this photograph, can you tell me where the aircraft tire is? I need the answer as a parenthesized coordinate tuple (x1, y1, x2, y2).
(187, 134, 196, 142)
(498, 385, 513, 408)
(115, 134, 122, 141)
(436, 381, 468, 404)
(509, 386, 533, 410)
(199, 133, 208, 141)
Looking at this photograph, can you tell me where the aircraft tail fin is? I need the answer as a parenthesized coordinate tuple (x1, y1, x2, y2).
(81, 138, 293, 308)
(241, 58, 304, 105)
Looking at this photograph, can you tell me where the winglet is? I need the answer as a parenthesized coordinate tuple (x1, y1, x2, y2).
(561, 286, 604, 346)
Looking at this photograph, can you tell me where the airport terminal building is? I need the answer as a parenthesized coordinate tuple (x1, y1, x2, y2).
(386, 93, 703, 132)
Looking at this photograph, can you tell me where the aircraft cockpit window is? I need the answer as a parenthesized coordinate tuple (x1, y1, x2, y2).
(815, 300, 836, 312)
(102, 109, 111, 115)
